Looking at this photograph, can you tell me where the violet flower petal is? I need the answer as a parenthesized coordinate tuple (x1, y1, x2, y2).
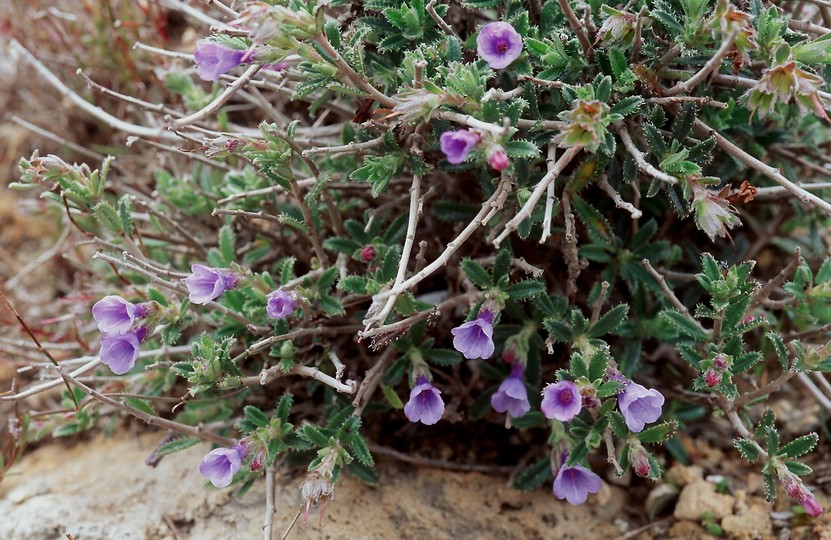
(92, 295, 137, 335)
(541, 380, 582, 422)
(553, 465, 603, 505)
(476, 22, 523, 70)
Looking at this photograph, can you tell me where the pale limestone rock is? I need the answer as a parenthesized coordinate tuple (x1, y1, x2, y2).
(674, 480, 736, 521)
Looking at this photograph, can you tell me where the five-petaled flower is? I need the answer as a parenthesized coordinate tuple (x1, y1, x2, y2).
(92, 295, 147, 335)
(185, 264, 238, 305)
(491, 363, 531, 419)
(451, 309, 495, 360)
(100, 327, 147, 375)
(266, 289, 298, 319)
(194, 40, 246, 82)
(541, 380, 583, 422)
(199, 442, 248, 488)
(404, 375, 445, 425)
(618, 380, 664, 433)
(553, 464, 603, 505)
(440, 130, 480, 164)
(477, 22, 523, 70)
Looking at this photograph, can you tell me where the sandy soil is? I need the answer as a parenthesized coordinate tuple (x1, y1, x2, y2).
(0, 433, 625, 540)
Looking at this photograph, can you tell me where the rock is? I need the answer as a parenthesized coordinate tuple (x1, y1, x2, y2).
(0, 433, 624, 539)
(665, 463, 704, 488)
(674, 480, 736, 521)
(721, 507, 773, 539)
(645, 483, 680, 520)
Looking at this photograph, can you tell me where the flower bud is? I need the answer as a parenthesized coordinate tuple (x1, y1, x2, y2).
(629, 444, 652, 478)
(487, 147, 510, 172)
(704, 369, 721, 388)
(360, 245, 376, 262)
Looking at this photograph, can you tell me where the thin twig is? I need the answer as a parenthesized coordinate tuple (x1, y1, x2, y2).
(642, 259, 709, 336)
(58, 366, 234, 445)
(733, 371, 797, 408)
(694, 118, 831, 215)
(664, 30, 738, 96)
(0, 289, 79, 407)
(10, 39, 178, 141)
(493, 145, 581, 247)
(263, 466, 277, 540)
(557, 0, 593, 60)
(749, 247, 801, 309)
(367, 138, 424, 328)
(615, 123, 678, 185)
(171, 65, 262, 127)
(314, 34, 397, 109)
(540, 144, 558, 244)
(597, 178, 642, 219)
(361, 182, 509, 326)
(604, 425, 624, 476)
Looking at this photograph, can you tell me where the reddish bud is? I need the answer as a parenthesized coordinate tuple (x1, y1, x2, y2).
(713, 354, 728, 370)
(487, 147, 509, 172)
(704, 369, 721, 388)
(360, 245, 376, 262)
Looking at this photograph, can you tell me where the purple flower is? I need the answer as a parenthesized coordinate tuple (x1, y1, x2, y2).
(198, 444, 246, 488)
(194, 40, 246, 82)
(618, 381, 664, 433)
(440, 130, 480, 164)
(491, 363, 531, 418)
(266, 289, 297, 319)
(91, 295, 146, 335)
(100, 327, 147, 375)
(553, 464, 603, 505)
(185, 264, 238, 305)
(541, 380, 582, 422)
(451, 309, 495, 360)
(403, 376, 445, 425)
(780, 466, 824, 517)
(476, 22, 523, 70)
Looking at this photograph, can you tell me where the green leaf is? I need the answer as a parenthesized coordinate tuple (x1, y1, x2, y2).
(513, 458, 552, 491)
(318, 294, 346, 316)
(460, 259, 492, 288)
(94, 201, 123, 234)
(146, 287, 169, 307)
(596, 380, 624, 398)
(660, 309, 708, 341)
(124, 397, 155, 416)
(381, 384, 404, 409)
(219, 224, 235, 265)
(298, 424, 330, 447)
(504, 280, 547, 300)
(504, 140, 541, 159)
(784, 461, 813, 476)
(244, 405, 269, 428)
(637, 421, 676, 443)
(543, 318, 573, 342)
(348, 459, 379, 483)
(339, 275, 369, 294)
(734, 438, 760, 461)
(157, 437, 201, 456)
(778, 433, 819, 459)
(349, 434, 375, 467)
(609, 96, 643, 118)
(324, 237, 362, 254)
(766, 331, 789, 370)
(426, 349, 462, 366)
(586, 304, 629, 338)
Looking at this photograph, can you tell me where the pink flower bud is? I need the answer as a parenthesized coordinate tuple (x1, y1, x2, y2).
(713, 354, 728, 370)
(360, 245, 376, 262)
(705, 369, 721, 388)
(487, 147, 510, 172)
